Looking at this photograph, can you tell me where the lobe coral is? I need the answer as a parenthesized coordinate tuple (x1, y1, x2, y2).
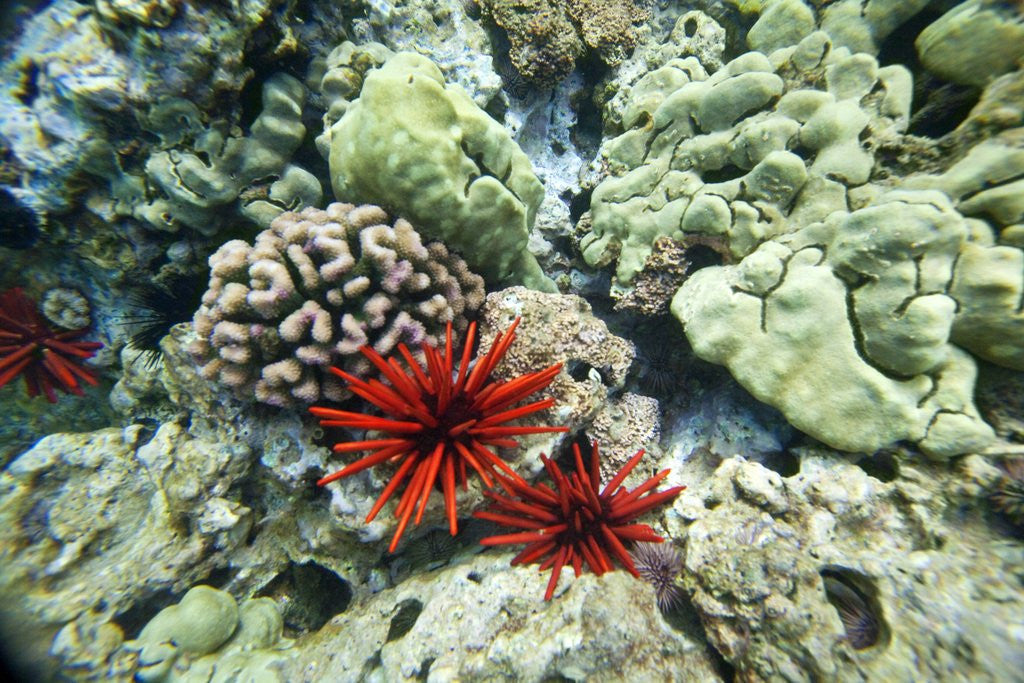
(310, 318, 567, 551)
(0, 288, 102, 402)
(475, 440, 684, 600)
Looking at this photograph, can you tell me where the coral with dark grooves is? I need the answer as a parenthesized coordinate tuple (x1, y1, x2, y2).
(0, 288, 102, 402)
(191, 203, 485, 407)
(480, 0, 648, 87)
(476, 441, 684, 600)
(310, 318, 567, 552)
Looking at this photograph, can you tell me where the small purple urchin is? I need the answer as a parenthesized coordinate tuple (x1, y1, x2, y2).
(630, 540, 684, 612)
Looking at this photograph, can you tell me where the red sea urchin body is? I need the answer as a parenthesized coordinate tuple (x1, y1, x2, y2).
(475, 441, 685, 600)
(0, 288, 102, 402)
(310, 317, 567, 552)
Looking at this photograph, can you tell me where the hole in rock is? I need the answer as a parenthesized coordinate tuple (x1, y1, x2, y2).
(112, 587, 181, 640)
(821, 567, 888, 651)
(386, 599, 424, 642)
(684, 244, 725, 273)
(855, 450, 898, 482)
(569, 187, 593, 223)
(566, 360, 598, 383)
(258, 560, 352, 634)
(701, 164, 747, 184)
(760, 449, 800, 478)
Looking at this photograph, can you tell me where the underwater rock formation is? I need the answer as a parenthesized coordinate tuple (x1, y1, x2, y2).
(115, 585, 292, 682)
(191, 202, 485, 407)
(479, 0, 650, 88)
(672, 450, 1024, 680)
(275, 552, 721, 681)
(477, 287, 635, 473)
(102, 73, 321, 234)
(0, 424, 253, 677)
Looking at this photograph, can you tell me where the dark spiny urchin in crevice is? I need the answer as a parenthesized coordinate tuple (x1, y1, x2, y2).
(630, 541, 685, 612)
(386, 599, 424, 643)
(821, 568, 886, 651)
(121, 271, 207, 367)
(990, 457, 1024, 529)
(0, 187, 41, 250)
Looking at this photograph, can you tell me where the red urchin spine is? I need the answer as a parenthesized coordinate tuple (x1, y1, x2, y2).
(476, 441, 685, 600)
(0, 288, 102, 403)
(310, 318, 568, 551)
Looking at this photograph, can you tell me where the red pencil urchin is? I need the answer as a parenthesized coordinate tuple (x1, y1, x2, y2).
(310, 317, 567, 552)
(0, 288, 102, 403)
(475, 441, 685, 601)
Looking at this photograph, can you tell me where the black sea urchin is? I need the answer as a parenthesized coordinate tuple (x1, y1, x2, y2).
(122, 273, 205, 367)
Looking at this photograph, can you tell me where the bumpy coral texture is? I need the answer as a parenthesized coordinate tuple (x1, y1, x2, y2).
(583, 31, 912, 288)
(190, 203, 485, 407)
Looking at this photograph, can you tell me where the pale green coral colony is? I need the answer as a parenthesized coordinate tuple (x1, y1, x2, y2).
(587, 17, 1024, 457)
(327, 52, 555, 291)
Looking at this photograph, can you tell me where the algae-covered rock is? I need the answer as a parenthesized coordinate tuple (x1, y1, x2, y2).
(275, 552, 720, 682)
(477, 287, 635, 475)
(327, 53, 553, 291)
(672, 190, 996, 457)
(479, 0, 649, 87)
(673, 450, 1024, 680)
(0, 424, 254, 678)
(583, 32, 911, 288)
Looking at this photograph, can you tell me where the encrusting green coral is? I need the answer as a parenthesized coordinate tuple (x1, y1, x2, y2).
(583, 29, 911, 289)
(101, 73, 321, 234)
(326, 52, 554, 291)
(121, 585, 291, 682)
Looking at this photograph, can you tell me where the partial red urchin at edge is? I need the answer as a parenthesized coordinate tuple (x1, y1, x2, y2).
(0, 288, 103, 403)
(310, 317, 568, 552)
(475, 440, 685, 600)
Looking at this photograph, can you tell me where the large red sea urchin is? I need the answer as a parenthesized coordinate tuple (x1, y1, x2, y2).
(310, 318, 568, 551)
(475, 441, 685, 600)
(0, 288, 102, 402)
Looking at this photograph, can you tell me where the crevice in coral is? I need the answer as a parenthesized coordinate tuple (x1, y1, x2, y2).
(256, 560, 352, 635)
(386, 599, 424, 642)
(820, 566, 888, 651)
